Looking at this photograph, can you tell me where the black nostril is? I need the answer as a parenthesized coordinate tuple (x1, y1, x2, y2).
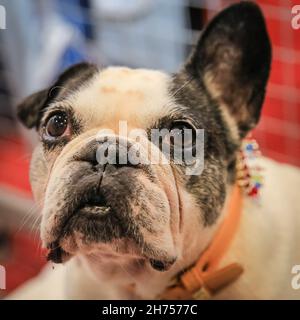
(84, 148, 98, 166)
(74, 141, 99, 165)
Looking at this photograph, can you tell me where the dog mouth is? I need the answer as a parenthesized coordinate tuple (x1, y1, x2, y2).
(45, 193, 177, 272)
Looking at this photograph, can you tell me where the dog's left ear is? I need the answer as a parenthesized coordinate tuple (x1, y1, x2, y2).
(184, 2, 271, 137)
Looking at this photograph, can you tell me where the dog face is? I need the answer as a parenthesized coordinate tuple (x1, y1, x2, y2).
(18, 3, 271, 275)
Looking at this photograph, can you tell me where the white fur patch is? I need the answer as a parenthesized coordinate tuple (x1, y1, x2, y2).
(68, 67, 178, 132)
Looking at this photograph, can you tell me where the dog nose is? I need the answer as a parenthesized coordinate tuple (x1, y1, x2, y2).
(75, 138, 137, 169)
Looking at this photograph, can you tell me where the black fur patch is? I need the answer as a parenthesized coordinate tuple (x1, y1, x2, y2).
(169, 2, 271, 225)
(169, 72, 230, 226)
(17, 62, 98, 129)
(185, 2, 271, 136)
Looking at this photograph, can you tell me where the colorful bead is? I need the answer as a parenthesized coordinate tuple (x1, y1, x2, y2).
(236, 136, 263, 199)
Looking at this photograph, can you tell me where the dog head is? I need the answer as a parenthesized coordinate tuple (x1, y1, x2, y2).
(17, 3, 271, 276)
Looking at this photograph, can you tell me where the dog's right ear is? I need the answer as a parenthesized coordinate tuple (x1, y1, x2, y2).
(17, 62, 98, 129)
(17, 89, 49, 129)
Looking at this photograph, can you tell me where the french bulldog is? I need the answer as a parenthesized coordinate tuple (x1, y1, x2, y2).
(11, 2, 300, 299)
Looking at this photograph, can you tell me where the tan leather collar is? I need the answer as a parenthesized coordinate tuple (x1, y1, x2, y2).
(160, 183, 244, 300)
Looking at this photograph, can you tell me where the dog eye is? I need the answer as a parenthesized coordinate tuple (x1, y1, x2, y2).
(169, 121, 196, 148)
(44, 112, 69, 139)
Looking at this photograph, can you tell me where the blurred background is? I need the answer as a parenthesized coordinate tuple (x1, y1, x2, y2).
(0, 0, 299, 297)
